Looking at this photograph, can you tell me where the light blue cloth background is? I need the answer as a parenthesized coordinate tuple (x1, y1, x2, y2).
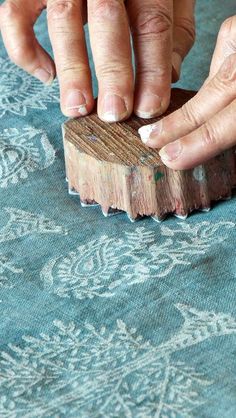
(0, 1, 236, 417)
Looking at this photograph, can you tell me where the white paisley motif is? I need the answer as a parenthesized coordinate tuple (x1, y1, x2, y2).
(0, 304, 235, 417)
(0, 207, 67, 243)
(0, 58, 59, 117)
(0, 126, 55, 188)
(41, 236, 125, 299)
(41, 221, 235, 299)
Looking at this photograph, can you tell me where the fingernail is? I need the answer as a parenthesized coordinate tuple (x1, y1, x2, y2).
(159, 140, 182, 162)
(138, 120, 162, 144)
(101, 94, 128, 122)
(135, 93, 162, 119)
(65, 90, 88, 116)
(34, 68, 54, 85)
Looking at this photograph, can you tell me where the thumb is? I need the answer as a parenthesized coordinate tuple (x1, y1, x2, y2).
(172, 0, 196, 82)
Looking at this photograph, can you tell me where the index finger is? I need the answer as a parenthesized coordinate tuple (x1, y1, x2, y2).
(138, 53, 236, 148)
(159, 98, 236, 170)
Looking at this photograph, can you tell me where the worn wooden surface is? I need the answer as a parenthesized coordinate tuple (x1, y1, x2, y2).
(63, 89, 236, 221)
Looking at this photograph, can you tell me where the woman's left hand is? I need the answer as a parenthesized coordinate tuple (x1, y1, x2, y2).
(139, 16, 236, 169)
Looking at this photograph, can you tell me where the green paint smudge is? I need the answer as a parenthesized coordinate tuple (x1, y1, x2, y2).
(154, 172, 164, 182)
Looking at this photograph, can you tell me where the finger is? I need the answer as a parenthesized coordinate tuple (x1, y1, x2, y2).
(210, 15, 236, 78)
(0, 0, 55, 84)
(158, 98, 236, 170)
(88, 0, 133, 122)
(128, 0, 173, 119)
(172, 0, 195, 82)
(138, 53, 236, 148)
(47, 0, 94, 117)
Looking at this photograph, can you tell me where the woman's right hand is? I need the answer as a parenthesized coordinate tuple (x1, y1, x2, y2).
(0, 0, 195, 121)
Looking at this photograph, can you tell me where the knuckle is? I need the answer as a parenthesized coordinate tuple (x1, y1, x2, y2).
(96, 62, 131, 79)
(201, 123, 218, 147)
(59, 63, 89, 77)
(181, 101, 200, 128)
(136, 67, 169, 83)
(47, 0, 77, 20)
(131, 7, 172, 37)
(96, 60, 133, 85)
(217, 53, 236, 84)
(92, 0, 124, 21)
(175, 17, 196, 46)
(219, 16, 236, 38)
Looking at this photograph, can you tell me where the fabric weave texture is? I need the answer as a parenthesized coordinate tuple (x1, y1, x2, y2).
(0, 1, 236, 417)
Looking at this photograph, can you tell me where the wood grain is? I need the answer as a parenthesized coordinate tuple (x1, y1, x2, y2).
(63, 89, 236, 221)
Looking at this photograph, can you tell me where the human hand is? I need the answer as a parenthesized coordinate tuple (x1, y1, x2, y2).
(0, 0, 195, 121)
(139, 16, 236, 170)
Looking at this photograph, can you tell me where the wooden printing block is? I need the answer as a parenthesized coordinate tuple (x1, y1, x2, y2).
(62, 89, 236, 221)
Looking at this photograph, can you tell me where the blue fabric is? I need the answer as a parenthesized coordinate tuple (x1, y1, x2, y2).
(0, 1, 236, 417)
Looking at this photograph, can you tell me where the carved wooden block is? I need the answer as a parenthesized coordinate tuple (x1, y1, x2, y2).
(63, 89, 236, 221)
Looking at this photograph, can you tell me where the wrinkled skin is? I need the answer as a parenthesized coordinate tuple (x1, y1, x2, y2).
(0, 0, 195, 122)
(139, 15, 236, 169)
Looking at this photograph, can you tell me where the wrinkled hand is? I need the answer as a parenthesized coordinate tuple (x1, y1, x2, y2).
(0, 0, 195, 121)
(139, 16, 236, 170)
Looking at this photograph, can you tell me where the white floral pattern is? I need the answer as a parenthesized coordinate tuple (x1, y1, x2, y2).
(0, 304, 235, 417)
(41, 221, 235, 299)
(0, 255, 23, 289)
(0, 126, 55, 188)
(0, 207, 66, 286)
(0, 7, 235, 417)
(0, 207, 67, 243)
(0, 58, 59, 118)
